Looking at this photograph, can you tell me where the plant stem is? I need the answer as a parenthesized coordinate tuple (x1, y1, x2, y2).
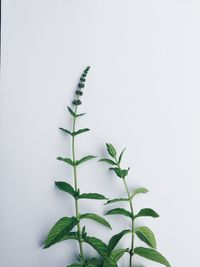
(115, 158, 135, 267)
(123, 178, 134, 267)
(72, 101, 85, 264)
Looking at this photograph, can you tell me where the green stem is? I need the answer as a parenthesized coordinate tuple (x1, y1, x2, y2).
(72, 101, 85, 265)
(123, 178, 134, 267)
(115, 158, 135, 267)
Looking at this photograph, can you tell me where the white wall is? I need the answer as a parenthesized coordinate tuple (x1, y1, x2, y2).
(1, 1, 200, 266)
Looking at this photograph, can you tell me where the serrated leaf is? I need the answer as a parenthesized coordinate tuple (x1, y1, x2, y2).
(131, 187, 149, 198)
(103, 258, 117, 267)
(57, 157, 74, 166)
(110, 248, 128, 261)
(80, 213, 112, 229)
(79, 193, 107, 200)
(76, 155, 96, 166)
(135, 208, 159, 219)
(106, 208, 132, 219)
(59, 127, 72, 136)
(55, 181, 76, 198)
(73, 128, 90, 136)
(67, 106, 76, 117)
(134, 247, 171, 267)
(135, 226, 157, 249)
(105, 198, 128, 205)
(110, 167, 130, 178)
(44, 217, 78, 248)
(99, 158, 117, 165)
(118, 148, 126, 164)
(84, 236, 108, 257)
(106, 143, 117, 158)
(107, 230, 131, 254)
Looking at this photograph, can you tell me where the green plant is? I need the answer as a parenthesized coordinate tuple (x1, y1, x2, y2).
(100, 143, 171, 267)
(43, 67, 113, 266)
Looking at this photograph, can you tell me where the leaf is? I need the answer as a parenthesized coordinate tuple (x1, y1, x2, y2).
(105, 198, 128, 205)
(135, 226, 157, 249)
(76, 112, 86, 117)
(107, 230, 131, 254)
(73, 128, 90, 136)
(134, 247, 171, 267)
(106, 208, 132, 219)
(85, 258, 102, 267)
(80, 213, 112, 229)
(84, 236, 108, 257)
(110, 167, 130, 178)
(118, 148, 126, 164)
(55, 181, 76, 198)
(44, 217, 78, 248)
(57, 157, 74, 166)
(106, 143, 116, 158)
(131, 187, 149, 198)
(99, 158, 117, 165)
(67, 106, 76, 117)
(59, 128, 72, 136)
(103, 258, 117, 267)
(135, 208, 159, 219)
(110, 249, 128, 261)
(79, 193, 107, 200)
(76, 155, 96, 166)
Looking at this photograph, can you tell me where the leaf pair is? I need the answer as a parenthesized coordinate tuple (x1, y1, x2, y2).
(59, 127, 90, 137)
(57, 155, 96, 167)
(55, 181, 107, 200)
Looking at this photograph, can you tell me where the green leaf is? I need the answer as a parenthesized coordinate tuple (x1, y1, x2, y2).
(107, 230, 131, 254)
(44, 217, 78, 248)
(79, 193, 107, 200)
(85, 258, 102, 267)
(110, 249, 129, 261)
(134, 247, 171, 267)
(106, 208, 132, 219)
(99, 158, 117, 165)
(103, 258, 117, 267)
(118, 148, 126, 164)
(80, 213, 112, 229)
(131, 187, 149, 198)
(67, 106, 76, 117)
(84, 236, 108, 257)
(55, 181, 76, 198)
(73, 128, 90, 136)
(57, 157, 74, 166)
(135, 226, 157, 249)
(106, 143, 117, 158)
(59, 231, 78, 242)
(59, 127, 72, 136)
(76, 155, 96, 166)
(110, 167, 130, 178)
(76, 112, 86, 117)
(135, 208, 159, 219)
(105, 198, 128, 205)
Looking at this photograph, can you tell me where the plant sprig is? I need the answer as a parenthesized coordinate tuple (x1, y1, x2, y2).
(100, 143, 171, 267)
(44, 67, 112, 267)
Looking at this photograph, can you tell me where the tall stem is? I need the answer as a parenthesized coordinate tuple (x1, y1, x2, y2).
(115, 158, 135, 267)
(123, 178, 134, 267)
(72, 102, 85, 264)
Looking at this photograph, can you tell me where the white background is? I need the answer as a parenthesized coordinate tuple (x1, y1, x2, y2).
(1, 1, 200, 266)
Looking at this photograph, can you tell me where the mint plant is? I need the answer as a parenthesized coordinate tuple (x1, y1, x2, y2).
(43, 67, 113, 267)
(100, 143, 171, 267)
